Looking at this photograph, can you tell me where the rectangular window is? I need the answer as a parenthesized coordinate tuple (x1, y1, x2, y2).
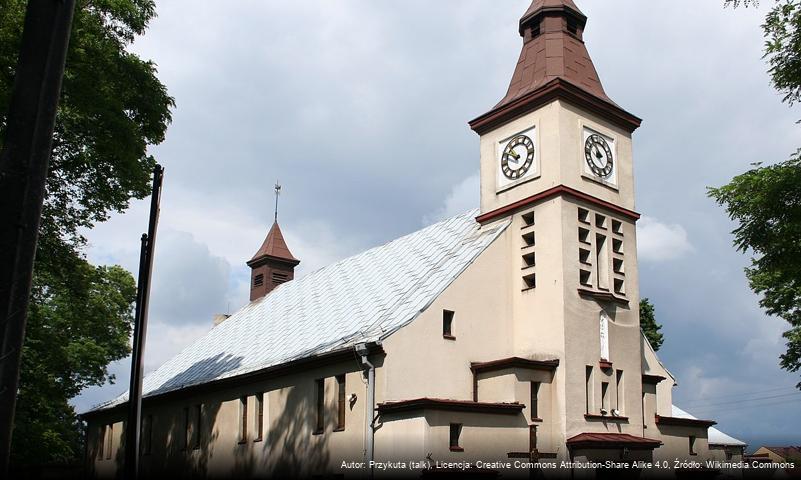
(141, 414, 153, 455)
(530, 382, 540, 420)
(193, 404, 202, 449)
(315, 378, 324, 434)
(253, 274, 264, 287)
(105, 424, 113, 460)
(615, 370, 624, 413)
(442, 310, 455, 339)
(689, 436, 697, 455)
(449, 423, 463, 451)
(585, 366, 593, 414)
(336, 375, 346, 431)
(596, 234, 609, 290)
(98, 425, 105, 459)
(255, 392, 264, 442)
(182, 406, 190, 451)
(239, 396, 248, 443)
(601, 381, 610, 413)
(529, 425, 538, 453)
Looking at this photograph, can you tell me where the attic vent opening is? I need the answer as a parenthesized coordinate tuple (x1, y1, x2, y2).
(253, 274, 264, 287)
(272, 272, 289, 286)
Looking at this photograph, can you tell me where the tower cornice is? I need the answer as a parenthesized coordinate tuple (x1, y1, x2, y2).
(469, 77, 641, 135)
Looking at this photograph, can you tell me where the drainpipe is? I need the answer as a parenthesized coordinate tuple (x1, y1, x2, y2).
(355, 343, 376, 477)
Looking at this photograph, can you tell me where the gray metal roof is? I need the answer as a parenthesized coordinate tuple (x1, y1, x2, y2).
(93, 210, 508, 411)
(672, 405, 746, 447)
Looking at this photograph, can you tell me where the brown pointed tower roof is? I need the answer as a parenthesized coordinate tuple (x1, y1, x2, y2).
(469, 0, 640, 134)
(248, 221, 299, 266)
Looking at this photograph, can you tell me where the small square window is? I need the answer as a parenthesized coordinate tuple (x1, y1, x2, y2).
(595, 214, 607, 229)
(523, 273, 536, 290)
(523, 252, 536, 268)
(522, 231, 536, 247)
(521, 211, 535, 227)
(443, 310, 455, 339)
(578, 208, 590, 224)
(579, 248, 591, 265)
(449, 423, 463, 451)
(579, 227, 591, 244)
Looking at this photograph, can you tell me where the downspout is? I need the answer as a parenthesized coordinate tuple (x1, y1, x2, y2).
(355, 343, 376, 477)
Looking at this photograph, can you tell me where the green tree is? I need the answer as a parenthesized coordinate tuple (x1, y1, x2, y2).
(640, 298, 664, 351)
(0, 0, 173, 465)
(710, 0, 801, 388)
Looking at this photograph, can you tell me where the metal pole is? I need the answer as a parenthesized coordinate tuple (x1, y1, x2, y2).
(0, 0, 76, 473)
(124, 165, 163, 479)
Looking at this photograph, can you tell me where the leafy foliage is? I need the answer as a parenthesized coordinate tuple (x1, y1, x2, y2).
(640, 298, 664, 352)
(713, 0, 801, 388)
(709, 156, 801, 382)
(0, 0, 173, 465)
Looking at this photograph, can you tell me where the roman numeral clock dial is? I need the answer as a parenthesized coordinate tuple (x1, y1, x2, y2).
(584, 133, 614, 179)
(500, 134, 535, 181)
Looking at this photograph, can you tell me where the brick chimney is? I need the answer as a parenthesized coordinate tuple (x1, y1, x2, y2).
(247, 221, 300, 301)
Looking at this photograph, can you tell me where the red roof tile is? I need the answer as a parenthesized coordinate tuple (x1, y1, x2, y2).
(496, 0, 610, 112)
(249, 221, 298, 263)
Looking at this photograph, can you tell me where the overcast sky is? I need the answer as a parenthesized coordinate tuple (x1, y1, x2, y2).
(72, 0, 801, 449)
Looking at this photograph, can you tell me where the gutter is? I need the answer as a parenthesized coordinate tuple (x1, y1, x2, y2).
(355, 342, 378, 478)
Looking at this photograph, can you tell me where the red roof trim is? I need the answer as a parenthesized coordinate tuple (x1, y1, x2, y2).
(470, 357, 560, 374)
(566, 432, 662, 450)
(655, 415, 716, 428)
(475, 184, 640, 224)
(469, 78, 641, 135)
(377, 398, 525, 415)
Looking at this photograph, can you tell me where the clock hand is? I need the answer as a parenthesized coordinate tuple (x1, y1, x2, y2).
(508, 149, 521, 163)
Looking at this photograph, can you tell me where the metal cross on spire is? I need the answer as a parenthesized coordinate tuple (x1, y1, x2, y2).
(274, 182, 281, 222)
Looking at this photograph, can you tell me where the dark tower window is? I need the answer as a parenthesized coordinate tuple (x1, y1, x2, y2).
(567, 17, 578, 35)
(253, 274, 264, 288)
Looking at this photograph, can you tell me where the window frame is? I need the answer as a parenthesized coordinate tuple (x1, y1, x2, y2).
(254, 392, 264, 442)
(238, 396, 248, 444)
(314, 378, 325, 435)
(442, 310, 455, 340)
(335, 375, 346, 431)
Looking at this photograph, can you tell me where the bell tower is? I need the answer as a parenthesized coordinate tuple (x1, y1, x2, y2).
(247, 185, 299, 301)
(469, 0, 649, 448)
(469, 0, 641, 218)
(247, 221, 299, 301)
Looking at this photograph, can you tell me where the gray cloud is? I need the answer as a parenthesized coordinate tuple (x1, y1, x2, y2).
(69, 0, 801, 447)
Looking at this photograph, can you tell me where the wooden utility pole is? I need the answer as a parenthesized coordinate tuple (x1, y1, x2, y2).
(124, 165, 163, 479)
(0, 0, 76, 473)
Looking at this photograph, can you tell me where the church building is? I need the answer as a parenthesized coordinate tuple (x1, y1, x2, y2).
(83, 1, 746, 478)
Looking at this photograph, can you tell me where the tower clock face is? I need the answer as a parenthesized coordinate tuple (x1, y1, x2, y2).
(584, 133, 614, 178)
(500, 134, 535, 181)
